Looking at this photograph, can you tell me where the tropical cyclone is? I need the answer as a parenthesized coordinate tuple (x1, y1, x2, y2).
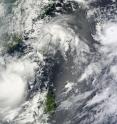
(0, 0, 117, 124)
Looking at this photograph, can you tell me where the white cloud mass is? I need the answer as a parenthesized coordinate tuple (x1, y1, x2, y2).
(0, 58, 37, 115)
